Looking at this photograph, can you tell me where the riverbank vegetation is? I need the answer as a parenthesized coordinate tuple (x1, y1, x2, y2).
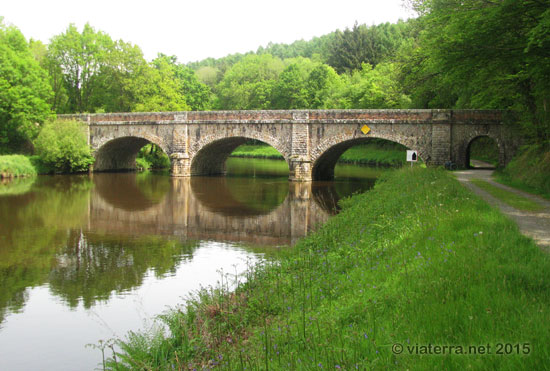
(495, 145, 550, 199)
(230, 139, 407, 167)
(0, 155, 36, 178)
(104, 167, 550, 369)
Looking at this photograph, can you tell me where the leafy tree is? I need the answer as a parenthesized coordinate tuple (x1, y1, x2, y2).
(33, 119, 94, 173)
(91, 40, 150, 112)
(133, 55, 190, 112)
(0, 19, 53, 153)
(328, 22, 408, 73)
(174, 64, 212, 111)
(271, 58, 344, 109)
(342, 63, 411, 109)
(306, 64, 344, 108)
(30, 39, 69, 112)
(196, 66, 222, 88)
(216, 54, 284, 109)
(271, 58, 316, 109)
(47, 23, 114, 113)
(403, 0, 550, 141)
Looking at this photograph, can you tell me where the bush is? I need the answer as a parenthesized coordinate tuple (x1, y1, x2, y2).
(33, 120, 94, 173)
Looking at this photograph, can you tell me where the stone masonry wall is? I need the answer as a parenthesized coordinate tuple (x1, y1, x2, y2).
(60, 109, 513, 180)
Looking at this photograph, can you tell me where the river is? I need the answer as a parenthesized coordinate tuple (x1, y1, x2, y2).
(0, 158, 386, 370)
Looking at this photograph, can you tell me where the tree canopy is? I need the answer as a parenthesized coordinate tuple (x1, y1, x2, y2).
(0, 19, 52, 153)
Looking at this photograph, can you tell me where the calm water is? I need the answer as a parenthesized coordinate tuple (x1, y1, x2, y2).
(0, 158, 383, 370)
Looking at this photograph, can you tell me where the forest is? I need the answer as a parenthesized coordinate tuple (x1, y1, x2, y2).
(1, 0, 549, 155)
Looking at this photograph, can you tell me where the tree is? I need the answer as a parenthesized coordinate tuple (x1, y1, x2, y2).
(342, 63, 411, 109)
(215, 54, 284, 110)
(48, 23, 114, 113)
(328, 22, 408, 73)
(0, 19, 53, 153)
(133, 55, 190, 112)
(403, 0, 550, 141)
(33, 119, 94, 173)
(174, 64, 212, 111)
(271, 58, 315, 109)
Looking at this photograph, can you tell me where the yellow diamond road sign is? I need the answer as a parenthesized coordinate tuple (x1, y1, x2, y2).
(361, 125, 371, 135)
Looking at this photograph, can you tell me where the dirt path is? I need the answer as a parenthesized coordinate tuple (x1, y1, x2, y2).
(454, 169, 550, 250)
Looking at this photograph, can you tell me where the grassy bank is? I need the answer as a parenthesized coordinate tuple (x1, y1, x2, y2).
(231, 140, 407, 167)
(107, 168, 550, 370)
(0, 155, 37, 178)
(496, 144, 550, 199)
(230, 144, 284, 160)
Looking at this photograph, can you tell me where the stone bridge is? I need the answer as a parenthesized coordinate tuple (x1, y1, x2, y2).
(63, 109, 519, 181)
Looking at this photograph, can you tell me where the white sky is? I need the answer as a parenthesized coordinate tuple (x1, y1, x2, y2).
(2, 0, 414, 63)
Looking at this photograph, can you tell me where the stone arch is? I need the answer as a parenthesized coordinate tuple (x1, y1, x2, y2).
(189, 133, 290, 176)
(311, 134, 425, 181)
(462, 133, 504, 169)
(93, 134, 169, 172)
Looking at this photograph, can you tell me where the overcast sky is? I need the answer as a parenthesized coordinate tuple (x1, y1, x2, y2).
(2, 0, 414, 63)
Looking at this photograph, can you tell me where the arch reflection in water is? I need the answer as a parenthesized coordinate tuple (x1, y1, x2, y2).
(91, 173, 337, 246)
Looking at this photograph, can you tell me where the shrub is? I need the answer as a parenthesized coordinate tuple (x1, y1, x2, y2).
(34, 120, 94, 173)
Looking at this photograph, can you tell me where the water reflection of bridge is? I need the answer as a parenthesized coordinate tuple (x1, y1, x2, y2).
(89, 174, 338, 246)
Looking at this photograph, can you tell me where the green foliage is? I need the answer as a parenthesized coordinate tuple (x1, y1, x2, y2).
(108, 168, 550, 369)
(402, 0, 550, 141)
(136, 144, 170, 170)
(133, 55, 190, 112)
(328, 22, 410, 73)
(47, 23, 114, 113)
(497, 144, 550, 198)
(468, 136, 499, 166)
(341, 63, 411, 109)
(271, 58, 344, 109)
(0, 154, 36, 177)
(215, 54, 284, 110)
(33, 119, 94, 173)
(174, 64, 212, 111)
(0, 19, 53, 153)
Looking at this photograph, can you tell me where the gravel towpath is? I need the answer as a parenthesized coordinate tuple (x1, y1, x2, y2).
(454, 169, 550, 250)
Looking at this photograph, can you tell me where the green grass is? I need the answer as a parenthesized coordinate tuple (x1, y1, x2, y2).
(230, 145, 284, 160)
(106, 168, 550, 370)
(338, 142, 406, 167)
(231, 141, 408, 167)
(497, 144, 550, 200)
(470, 179, 544, 212)
(0, 155, 37, 178)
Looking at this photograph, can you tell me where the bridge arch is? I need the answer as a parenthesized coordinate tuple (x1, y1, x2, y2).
(463, 134, 504, 169)
(311, 135, 425, 181)
(189, 134, 290, 176)
(93, 135, 170, 172)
